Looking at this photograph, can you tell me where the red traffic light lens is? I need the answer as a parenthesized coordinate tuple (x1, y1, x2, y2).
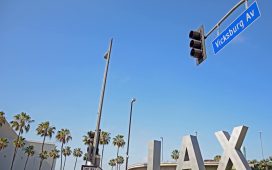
(189, 31, 201, 40)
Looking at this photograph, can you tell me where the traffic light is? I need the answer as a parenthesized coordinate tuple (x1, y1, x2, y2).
(189, 25, 206, 65)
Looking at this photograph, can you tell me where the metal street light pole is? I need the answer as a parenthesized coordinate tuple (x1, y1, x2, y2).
(160, 137, 163, 162)
(125, 98, 136, 170)
(259, 131, 264, 160)
(92, 39, 113, 166)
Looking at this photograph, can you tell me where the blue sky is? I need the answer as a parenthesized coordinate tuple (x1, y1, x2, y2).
(1, 0, 272, 170)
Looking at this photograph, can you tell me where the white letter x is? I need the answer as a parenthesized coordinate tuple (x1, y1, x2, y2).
(215, 126, 251, 170)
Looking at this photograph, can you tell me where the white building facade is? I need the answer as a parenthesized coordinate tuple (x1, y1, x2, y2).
(0, 121, 56, 170)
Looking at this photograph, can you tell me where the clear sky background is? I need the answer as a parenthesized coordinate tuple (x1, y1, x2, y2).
(1, 0, 272, 170)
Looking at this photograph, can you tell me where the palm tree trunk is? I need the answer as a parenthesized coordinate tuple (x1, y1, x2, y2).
(41, 133, 46, 152)
(60, 143, 64, 170)
(100, 144, 105, 168)
(63, 156, 67, 170)
(39, 159, 44, 170)
(39, 135, 46, 170)
(74, 157, 78, 170)
(10, 147, 18, 170)
(117, 147, 119, 157)
(23, 156, 29, 170)
(51, 158, 55, 170)
(115, 147, 119, 170)
(10, 129, 22, 170)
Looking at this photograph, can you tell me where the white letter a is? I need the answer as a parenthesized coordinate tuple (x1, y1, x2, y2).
(176, 135, 205, 170)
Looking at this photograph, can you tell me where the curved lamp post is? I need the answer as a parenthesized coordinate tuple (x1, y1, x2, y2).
(125, 98, 136, 170)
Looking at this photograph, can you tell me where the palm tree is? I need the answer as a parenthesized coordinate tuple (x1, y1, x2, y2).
(112, 135, 125, 157)
(116, 156, 124, 170)
(214, 155, 221, 162)
(82, 131, 95, 165)
(171, 149, 179, 162)
(10, 112, 34, 170)
(49, 148, 60, 170)
(249, 159, 260, 170)
(108, 159, 116, 170)
(56, 129, 72, 170)
(36, 121, 56, 170)
(0, 111, 6, 126)
(23, 145, 35, 170)
(62, 146, 72, 170)
(83, 153, 88, 165)
(100, 131, 111, 167)
(83, 131, 95, 146)
(0, 137, 9, 151)
(39, 151, 49, 169)
(36, 121, 56, 152)
(13, 136, 25, 148)
(256, 159, 270, 170)
(73, 148, 83, 170)
(249, 159, 258, 164)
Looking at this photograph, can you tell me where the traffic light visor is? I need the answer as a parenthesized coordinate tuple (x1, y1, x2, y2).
(190, 40, 201, 48)
(189, 31, 201, 40)
(190, 49, 203, 58)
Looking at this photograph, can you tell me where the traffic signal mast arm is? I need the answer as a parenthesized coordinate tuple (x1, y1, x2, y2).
(190, 0, 249, 65)
(205, 0, 248, 39)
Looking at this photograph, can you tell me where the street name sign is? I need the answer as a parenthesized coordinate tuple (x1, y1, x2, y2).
(212, 1, 261, 54)
(81, 165, 101, 170)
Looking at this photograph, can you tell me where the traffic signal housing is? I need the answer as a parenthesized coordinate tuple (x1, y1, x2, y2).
(189, 25, 206, 65)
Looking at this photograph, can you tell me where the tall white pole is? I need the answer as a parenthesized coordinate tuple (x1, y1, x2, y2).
(92, 39, 113, 166)
(259, 131, 264, 160)
(160, 137, 163, 162)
